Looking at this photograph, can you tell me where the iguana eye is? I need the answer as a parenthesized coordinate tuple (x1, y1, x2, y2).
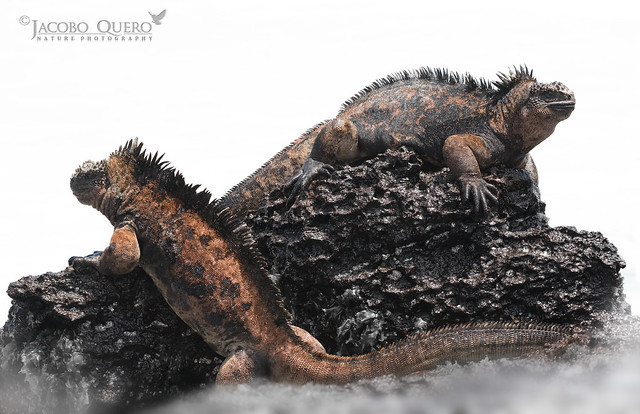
(538, 90, 561, 102)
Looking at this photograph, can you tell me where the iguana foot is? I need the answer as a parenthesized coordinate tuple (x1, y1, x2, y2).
(459, 175, 498, 214)
(291, 325, 326, 353)
(284, 158, 334, 208)
(68, 251, 103, 271)
(216, 349, 267, 384)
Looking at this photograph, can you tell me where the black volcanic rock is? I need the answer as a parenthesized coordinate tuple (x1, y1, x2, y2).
(0, 147, 629, 413)
(0, 268, 221, 414)
(245, 148, 628, 355)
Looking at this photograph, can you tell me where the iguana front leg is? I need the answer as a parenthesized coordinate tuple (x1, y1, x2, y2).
(285, 118, 361, 206)
(69, 221, 140, 275)
(443, 134, 499, 214)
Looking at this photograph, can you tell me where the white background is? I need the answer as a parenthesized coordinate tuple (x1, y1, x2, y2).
(0, 0, 638, 320)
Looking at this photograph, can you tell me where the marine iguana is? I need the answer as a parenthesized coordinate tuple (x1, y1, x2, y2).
(69, 140, 584, 384)
(221, 66, 575, 218)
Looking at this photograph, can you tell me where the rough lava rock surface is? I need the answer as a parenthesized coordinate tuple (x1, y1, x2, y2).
(246, 148, 629, 355)
(0, 267, 222, 414)
(0, 147, 629, 413)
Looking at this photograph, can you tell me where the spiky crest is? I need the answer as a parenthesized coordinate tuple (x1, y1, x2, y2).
(339, 66, 537, 113)
(339, 67, 494, 113)
(384, 320, 578, 354)
(311, 320, 580, 364)
(112, 140, 291, 320)
(491, 65, 537, 102)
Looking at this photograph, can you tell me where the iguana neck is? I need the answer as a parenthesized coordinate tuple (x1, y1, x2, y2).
(96, 186, 137, 226)
(489, 89, 555, 155)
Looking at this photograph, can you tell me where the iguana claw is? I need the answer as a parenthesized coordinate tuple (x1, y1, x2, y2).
(284, 158, 334, 208)
(459, 176, 498, 214)
(68, 251, 102, 270)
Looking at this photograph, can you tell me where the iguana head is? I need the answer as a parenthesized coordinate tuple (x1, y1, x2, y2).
(515, 80, 575, 123)
(70, 159, 110, 208)
(70, 140, 141, 220)
(491, 67, 575, 151)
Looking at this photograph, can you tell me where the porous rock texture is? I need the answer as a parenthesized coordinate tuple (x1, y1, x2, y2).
(0, 147, 628, 413)
(246, 148, 628, 355)
(0, 267, 221, 414)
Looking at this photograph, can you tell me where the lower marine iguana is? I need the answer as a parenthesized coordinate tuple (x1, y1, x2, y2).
(221, 66, 575, 219)
(69, 140, 585, 384)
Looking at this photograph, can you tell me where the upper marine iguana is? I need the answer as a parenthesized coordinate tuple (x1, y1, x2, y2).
(221, 66, 575, 218)
(69, 140, 584, 384)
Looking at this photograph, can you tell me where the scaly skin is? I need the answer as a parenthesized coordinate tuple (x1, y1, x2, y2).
(69, 140, 584, 384)
(221, 121, 327, 219)
(220, 66, 574, 219)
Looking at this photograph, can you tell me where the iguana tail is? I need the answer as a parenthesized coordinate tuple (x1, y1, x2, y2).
(276, 322, 585, 384)
(220, 121, 328, 220)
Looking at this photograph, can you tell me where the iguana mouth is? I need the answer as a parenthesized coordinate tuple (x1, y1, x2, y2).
(547, 101, 575, 111)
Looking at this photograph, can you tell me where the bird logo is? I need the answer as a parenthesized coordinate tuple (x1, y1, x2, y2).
(149, 9, 167, 25)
